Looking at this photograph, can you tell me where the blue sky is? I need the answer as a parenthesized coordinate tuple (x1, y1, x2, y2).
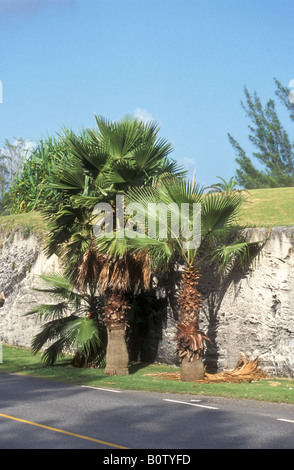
(0, 0, 293, 187)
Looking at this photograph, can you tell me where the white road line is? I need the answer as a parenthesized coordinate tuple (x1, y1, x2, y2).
(277, 418, 294, 424)
(81, 385, 122, 393)
(163, 398, 219, 410)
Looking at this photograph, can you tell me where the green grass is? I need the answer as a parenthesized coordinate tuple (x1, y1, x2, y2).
(0, 188, 293, 238)
(0, 211, 46, 239)
(236, 187, 294, 228)
(1, 345, 294, 404)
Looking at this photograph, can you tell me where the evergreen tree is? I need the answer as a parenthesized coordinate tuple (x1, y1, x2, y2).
(228, 80, 294, 189)
(274, 78, 294, 122)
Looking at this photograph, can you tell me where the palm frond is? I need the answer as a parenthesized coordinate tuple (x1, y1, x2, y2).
(200, 191, 244, 239)
(210, 239, 264, 272)
(62, 317, 102, 356)
(24, 302, 69, 322)
(30, 315, 78, 363)
(25, 272, 106, 366)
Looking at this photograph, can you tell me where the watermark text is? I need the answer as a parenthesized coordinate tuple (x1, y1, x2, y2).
(93, 195, 201, 249)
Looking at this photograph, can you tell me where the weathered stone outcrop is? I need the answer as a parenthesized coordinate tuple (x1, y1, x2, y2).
(206, 226, 294, 378)
(140, 227, 294, 378)
(0, 225, 293, 378)
(0, 229, 60, 347)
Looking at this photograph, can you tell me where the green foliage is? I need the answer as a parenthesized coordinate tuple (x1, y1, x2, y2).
(19, 116, 185, 367)
(274, 78, 294, 122)
(40, 115, 186, 286)
(10, 135, 69, 213)
(207, 176, 238, 193)
(229, 79, 294, 189)
(11, 116, 185, 217)
(24, 274, 106, 367)
(108, 178, 262, 273)
(0, 138, 32, 214)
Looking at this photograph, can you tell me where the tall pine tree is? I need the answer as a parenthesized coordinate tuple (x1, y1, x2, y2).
(229, 80, 294, 189)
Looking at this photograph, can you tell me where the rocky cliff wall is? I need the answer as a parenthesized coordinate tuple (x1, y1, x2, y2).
(0, 229, 60, 347)
(0, 226, 293, 378)
(140, 226, 294, 378)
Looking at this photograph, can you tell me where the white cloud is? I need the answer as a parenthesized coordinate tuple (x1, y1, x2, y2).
(133, 108, 154, 123)
(22, 140, 36, 155)
(182, 157, 195, 168)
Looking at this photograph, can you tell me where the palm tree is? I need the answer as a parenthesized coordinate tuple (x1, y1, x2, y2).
(112, 178, 263, 381)
(73, 244, 151, 375)
(207, 176, 238, 194)
(39, 115, 186, 374)
(24, 274, 106, 367)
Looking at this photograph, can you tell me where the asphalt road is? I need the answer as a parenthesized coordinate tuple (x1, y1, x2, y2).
(0, 371, 294, 454)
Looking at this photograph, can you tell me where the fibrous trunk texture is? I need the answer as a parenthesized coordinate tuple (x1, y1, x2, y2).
(104, 326, 129, 375)
(180, 354, 204, 381)
(177, 265, 209, 381)
(104, 291, 130, 375)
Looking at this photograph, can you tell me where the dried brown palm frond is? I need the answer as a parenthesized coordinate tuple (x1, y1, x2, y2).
(75, 245, 107, 291)
(202, 354, 268, 383)
(174, 265, 210, 362)
(175, 322, 211, 361)
(103, 291, 131, 328)
(144, 354, 268, 383)
(126, 250, 151, 292)
(101, 251, 151, 328)
(97, 250, 151, 295)
(73, 242, 151, 297)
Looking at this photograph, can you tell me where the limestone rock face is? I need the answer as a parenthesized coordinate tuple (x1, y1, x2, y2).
(0, 230, 60, 347)
(141, 227, 294, 378)
(208, 226, 294, 378)
(0, 226, 293, 378)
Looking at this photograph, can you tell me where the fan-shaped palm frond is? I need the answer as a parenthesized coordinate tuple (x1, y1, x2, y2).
(210, 239, 263, 272)
(24, 274, 106, 367)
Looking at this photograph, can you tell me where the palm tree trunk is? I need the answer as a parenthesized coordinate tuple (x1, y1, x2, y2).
(180, 354, 204, 381)
(104, 326, 129, 375)
(104, 291, 130, 375)
(177, 265, 208, 381)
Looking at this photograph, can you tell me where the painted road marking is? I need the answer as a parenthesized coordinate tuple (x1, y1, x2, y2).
(277, 418, 294, 424)
(81, 385, 122, 393)
(0, 412, 129, 449)
(163, 398, 219, 410)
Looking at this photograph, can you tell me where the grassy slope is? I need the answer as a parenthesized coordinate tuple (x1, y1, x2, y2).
(0, 211, 46, 239)
(236, 187, 294, 228)
(0, 188, 293, 234)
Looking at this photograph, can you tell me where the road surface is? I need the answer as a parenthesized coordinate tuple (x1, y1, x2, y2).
(0, 372, 294, 453)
